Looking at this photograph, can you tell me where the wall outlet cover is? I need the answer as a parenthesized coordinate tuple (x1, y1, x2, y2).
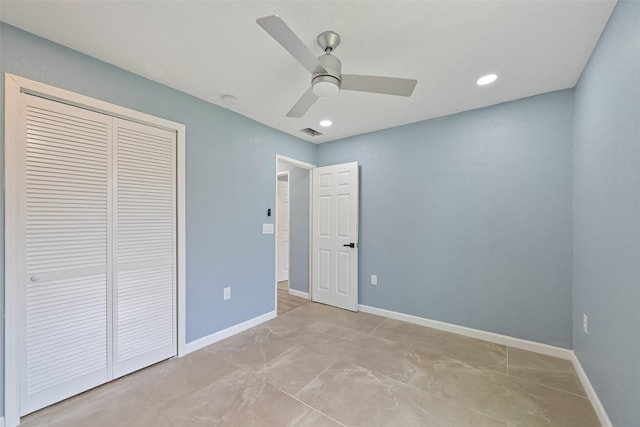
(224, 286, 231, 300)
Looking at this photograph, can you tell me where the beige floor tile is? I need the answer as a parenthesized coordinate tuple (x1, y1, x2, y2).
(160, 369, 312, 426)
(300, 303, 386, 334)
(408, 350, 599, 427)
(507, 347, 586, 396)
(372, 318, 508, 373)
(324, 335, 422, 383)
(296, 360, 508, 427)
(126, 348, 239, 405)
(21, 377, 171, 427)
(255, 344, 337, 395)
(305, 319, 397, 346)
(206, 325, 299, 371)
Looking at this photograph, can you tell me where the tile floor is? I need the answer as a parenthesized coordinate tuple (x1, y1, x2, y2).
(21, 302, 599, 427)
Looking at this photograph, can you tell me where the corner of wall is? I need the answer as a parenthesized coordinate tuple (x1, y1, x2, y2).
(571, 352, 613, 427)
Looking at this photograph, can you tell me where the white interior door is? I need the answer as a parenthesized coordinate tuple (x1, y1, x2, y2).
(277, 177, 290, 282)
(19, 94, 113, 414)
(112, 119, 177, 378)
(312, 162, 359, 311)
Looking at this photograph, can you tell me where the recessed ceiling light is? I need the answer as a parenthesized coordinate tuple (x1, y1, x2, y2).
(477, 74, 498, 86)
(319, 119, 333, 127)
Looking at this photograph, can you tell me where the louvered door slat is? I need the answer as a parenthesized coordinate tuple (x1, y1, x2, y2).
(21, 95, 112, 415)
(113, 119, 176, 377)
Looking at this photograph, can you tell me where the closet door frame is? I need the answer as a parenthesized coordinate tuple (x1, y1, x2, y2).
(4, 73, 187, 427)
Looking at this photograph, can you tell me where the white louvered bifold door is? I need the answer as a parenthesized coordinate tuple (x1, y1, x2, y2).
(20, 94, 113, 415)
(112, 118, 177, 378)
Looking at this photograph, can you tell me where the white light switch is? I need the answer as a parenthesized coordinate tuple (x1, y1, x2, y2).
(371, 275, 378, 285)
(263, 223, 274, 234)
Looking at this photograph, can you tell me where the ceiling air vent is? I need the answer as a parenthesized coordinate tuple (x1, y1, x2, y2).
(300, 127, 323, 137)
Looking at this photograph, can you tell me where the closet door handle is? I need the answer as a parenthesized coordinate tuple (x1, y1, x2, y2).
(343, 243, 356, 248)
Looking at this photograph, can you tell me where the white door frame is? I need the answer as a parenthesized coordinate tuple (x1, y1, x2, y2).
(4, 73, 187, 427)
(274, 155, 314, 312)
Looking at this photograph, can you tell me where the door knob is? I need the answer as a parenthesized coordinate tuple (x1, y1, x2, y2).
(343, 243, 356, 248)
(30, 275, 40, 282)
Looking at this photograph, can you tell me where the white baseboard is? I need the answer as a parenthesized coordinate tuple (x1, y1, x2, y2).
(288, 289, 309, 299)
(358, 305, 573, 360)
(571, 353, 612, 427)
(183, 311, 276, 354)
(0, 416, 5, 427)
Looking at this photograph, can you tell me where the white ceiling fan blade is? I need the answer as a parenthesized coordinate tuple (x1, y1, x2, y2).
(341, 74, 417, 96)
(287, 87, 319, 118)
(257, 15, 327, 75)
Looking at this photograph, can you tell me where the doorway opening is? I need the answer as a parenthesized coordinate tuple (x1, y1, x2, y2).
(275, 155, 314, 315)
(274, 156, 360, 315)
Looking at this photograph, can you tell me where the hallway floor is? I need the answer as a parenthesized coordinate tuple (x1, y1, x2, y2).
(21, 302, 599, 426)
(277, 281, 309, 315)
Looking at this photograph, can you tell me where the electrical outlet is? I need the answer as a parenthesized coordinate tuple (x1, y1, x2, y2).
(224, 286, 231, 300)
(583, 313, 588, 334)
(371, 274, 378, 286)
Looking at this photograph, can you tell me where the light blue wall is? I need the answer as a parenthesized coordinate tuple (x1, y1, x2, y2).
(572, 2, 640, 426)
(288, 165, 310, 293)
(318, 90, 574, 348)
(0, 22, 316, 415)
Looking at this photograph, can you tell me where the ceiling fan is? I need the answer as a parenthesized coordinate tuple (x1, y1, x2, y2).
(256, 15, 418, 118)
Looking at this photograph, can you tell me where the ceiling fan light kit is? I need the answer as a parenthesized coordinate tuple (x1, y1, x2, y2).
(313, 78, 340, 98)
(256, 14, 417, 118)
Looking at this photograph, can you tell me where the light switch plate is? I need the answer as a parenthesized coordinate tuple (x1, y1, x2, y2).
(263, 223, 274, 234)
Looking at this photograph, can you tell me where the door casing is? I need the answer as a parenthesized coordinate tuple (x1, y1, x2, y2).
(274, 155, 314, 310)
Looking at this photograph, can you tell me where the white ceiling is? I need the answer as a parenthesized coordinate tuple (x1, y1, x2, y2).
(0, 1, 616, 143)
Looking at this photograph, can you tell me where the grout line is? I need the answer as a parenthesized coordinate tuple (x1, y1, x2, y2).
(282, 373, 347, 426)
(292, 358, 339, 398)
(368, 317, 387, 336)
(507, 374, 589, 399)
(507, 346, 590, 400)
(285, 391, 347, 426)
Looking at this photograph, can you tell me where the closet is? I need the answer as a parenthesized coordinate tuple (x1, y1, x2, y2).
(17, 93, 177, 415)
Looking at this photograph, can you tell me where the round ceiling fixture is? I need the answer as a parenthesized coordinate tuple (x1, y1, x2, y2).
(477, 74, 498, 86)
(221, 94, 238, 106)
(319, 119, 333, 127)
